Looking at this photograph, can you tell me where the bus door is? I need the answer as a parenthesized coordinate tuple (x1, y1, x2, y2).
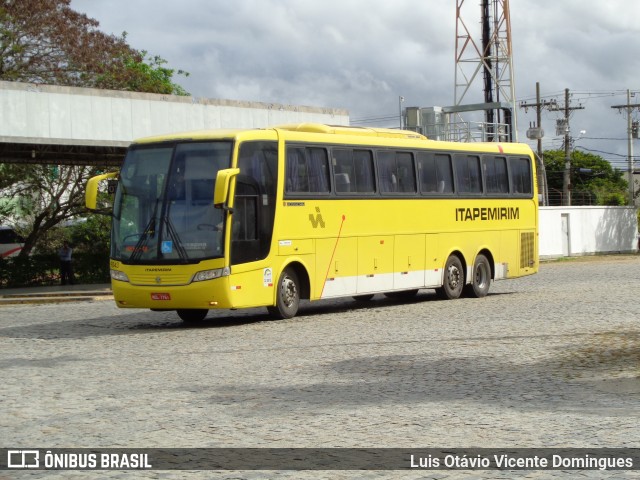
(227, 141, 278, 306)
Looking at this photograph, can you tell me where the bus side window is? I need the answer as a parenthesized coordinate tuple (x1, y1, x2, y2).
(454, 155, 482, 194)
(483, 156, 509, 194)
(377, 151, 415, 194)
(435, 154, 454, 193)
(286, 147, 330, 194)
(353, 150, 375, 193)
(333, 149, 353, 193)
(396, 152, 416, 193)
(0, 227, 24, 244)
(377, 151, 397, 193)
(286, 147, 309, 192)
(417, 152, 453, 194)
(333, 149, 375, 194)
(510, 157, 532, 195)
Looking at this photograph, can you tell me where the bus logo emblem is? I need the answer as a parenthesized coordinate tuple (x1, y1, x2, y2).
(7, 450, 39, 468)
(309, 207, 325, 228)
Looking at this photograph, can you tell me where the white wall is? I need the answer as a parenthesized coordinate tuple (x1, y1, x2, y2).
(539, 206, 639, 258)
(0, 81, 349, 147)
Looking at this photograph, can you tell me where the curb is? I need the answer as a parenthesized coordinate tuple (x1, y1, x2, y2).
(0, 291, 113, 306)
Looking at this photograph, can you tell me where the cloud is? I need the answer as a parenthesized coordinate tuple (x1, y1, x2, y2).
(71, 0, 640, 163)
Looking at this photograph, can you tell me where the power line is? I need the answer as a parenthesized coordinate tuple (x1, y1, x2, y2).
(575, 146, 639, 159)
(580, 136, 627, 141)
(517, 89, 634, 103)
(350, 113, 399, 126)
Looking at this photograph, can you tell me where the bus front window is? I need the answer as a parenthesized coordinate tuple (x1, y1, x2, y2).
(112, 142, 232, 264)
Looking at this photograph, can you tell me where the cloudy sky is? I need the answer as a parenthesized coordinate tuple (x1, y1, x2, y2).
(71, 0, 640, 170)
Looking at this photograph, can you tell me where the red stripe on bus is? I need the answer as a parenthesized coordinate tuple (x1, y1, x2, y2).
(321, 215, 346, 298)
(1, 246, 22, 258)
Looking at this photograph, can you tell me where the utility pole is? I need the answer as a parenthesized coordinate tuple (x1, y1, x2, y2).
(549, 88, 584, 206)
(611, 89, 640, 206)
(563, 89, 572, 206)
(520, 81, 556, 206)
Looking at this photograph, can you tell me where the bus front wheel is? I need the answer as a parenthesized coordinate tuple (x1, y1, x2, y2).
(464, 254, 491, 298)
(177, 309, 208, 323)
(268, 268, 300, 319)
(436, 255, 464, 300)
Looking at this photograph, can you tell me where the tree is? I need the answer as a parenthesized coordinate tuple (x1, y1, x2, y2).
(0, 0, 188, 94)
(116, 49, 190, 96)
(542, 149, 628, 206)
(0, 163, 100, 256)
(0, 0, 190, 266)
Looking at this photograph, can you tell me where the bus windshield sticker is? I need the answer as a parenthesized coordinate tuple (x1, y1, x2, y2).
(161, 241, 173, 253)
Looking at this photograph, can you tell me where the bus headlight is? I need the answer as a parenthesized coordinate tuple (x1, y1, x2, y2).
(110, 269, 130, 282)
(192, 267, 230, 283)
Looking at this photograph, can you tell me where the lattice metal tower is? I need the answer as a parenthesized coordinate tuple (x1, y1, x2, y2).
(454, 0, 517, 141)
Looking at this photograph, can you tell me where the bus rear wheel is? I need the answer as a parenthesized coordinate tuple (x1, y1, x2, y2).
(436, 255, 464, 300)
(177, 309, 208, 323)
(464, 254, 491, 298)
(268, 267, 300, 319)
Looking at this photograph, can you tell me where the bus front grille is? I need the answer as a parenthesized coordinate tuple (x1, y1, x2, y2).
(128, 273, 192, 286)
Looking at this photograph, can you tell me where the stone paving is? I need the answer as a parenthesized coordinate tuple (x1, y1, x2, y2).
(1, 256, 640, 479)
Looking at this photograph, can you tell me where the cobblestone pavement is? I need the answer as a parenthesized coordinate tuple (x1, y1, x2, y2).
(1, 256, 640, 479)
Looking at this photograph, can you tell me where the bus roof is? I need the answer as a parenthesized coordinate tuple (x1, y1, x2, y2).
(132, 129, 247, 145)
(274, 123, 429, 140)
(132, 124, 428, 145)
(131, 123, 533, 156)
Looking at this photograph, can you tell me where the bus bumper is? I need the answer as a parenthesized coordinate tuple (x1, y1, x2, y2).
(111, 277, 233, 310)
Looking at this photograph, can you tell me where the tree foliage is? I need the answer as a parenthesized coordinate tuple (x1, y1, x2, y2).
(543, 149, 628, 206)
(119, 50, 190, 96)
(0, 0, 190, 268)
(0, 163, 103, 256)
(0, 0, 189, 94)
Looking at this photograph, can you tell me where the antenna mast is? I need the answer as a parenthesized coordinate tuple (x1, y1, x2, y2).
(454, 0, 517, 141)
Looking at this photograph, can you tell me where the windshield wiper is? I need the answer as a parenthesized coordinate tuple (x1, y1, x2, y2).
(130, 198, 160, 262)
(162, 216, 189, 262)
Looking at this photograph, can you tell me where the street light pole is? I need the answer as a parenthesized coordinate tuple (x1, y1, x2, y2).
(399, 96, 404, 129)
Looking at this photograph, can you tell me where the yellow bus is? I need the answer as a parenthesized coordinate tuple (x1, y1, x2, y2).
(86, 123, 538, 322)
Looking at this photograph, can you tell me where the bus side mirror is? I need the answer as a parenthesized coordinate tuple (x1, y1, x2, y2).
(86, 172, 118, 211)
(214, 168, 240, 210)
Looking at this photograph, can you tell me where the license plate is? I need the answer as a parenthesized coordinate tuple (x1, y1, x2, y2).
(151, 293, 171, 301)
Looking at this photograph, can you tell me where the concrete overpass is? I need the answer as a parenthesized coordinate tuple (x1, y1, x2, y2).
(0, 81, 349, 167)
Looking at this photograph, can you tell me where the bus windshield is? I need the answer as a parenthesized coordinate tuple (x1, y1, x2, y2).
(112, 141, 232, 264)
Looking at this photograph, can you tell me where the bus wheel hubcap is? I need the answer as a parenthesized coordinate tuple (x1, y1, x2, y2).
(448, 266, 461, 289)
(282, 278, 297, 307)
